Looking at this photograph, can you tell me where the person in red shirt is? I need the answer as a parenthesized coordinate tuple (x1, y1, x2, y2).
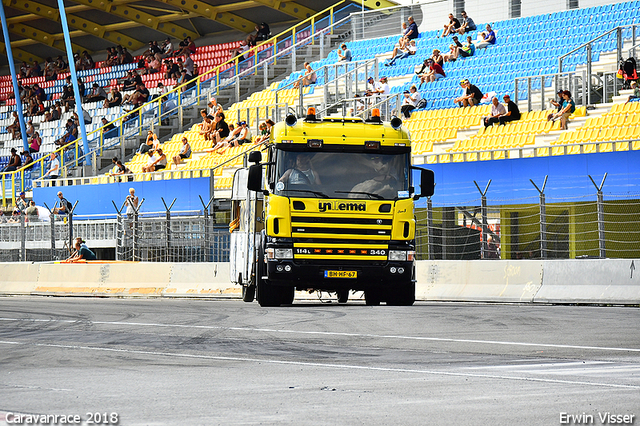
(418, 58, 446, 86)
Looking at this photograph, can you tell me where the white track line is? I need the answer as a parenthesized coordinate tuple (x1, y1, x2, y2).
(1, 317, 640, 353)
(0, 339, 638, 390)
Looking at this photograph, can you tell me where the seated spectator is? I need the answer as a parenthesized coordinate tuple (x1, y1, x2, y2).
(386, 40, 417, 67)
(253, 119, 275, 145)
(139, 130, 159, 154)
(79, 51, 95, 70)
(172, 137, 192, 168)
(293, 62, 317, 88)
(142, 148, 167, 172)
(177, 36, 196, 56)
(405, 16, 419, 41)
(146, 41, 163, 61)
(110, 160, 132, 178)
(440, 13, 461, 38)
(119, 47, 134, 65)
(43, 152, 60, 179)
(51, 102, 63, 120)
(431, 49, 444, 67)
(233, 121, 252, 147)
(123, 83, 149, 107)
(547, 90, 575, 130)
(25, 201, 39, 222)
(19, 61, 29, 78)
(337, 43, 352, 62)
(65, 239, 96, 262)
(7, 112, 20, 139)
(29, 131, 41, 153)
(55, 119, 78, 146)
(161, 38, 173, 58)
(104, 87, 123, 108)
(549, 90, 565, 112)
(626, 81, 640, 102)
(456, 11, 477, 34)
(475, 24, 496, 49)
(500, 94, 521, 125)
(400, 85, 421, 119)
(44, 58, 58, 81)
(207, 97, 218, 115)
(443, 36, 463, 62)
(454, 79, 483, 107)
(22, 151, 33, 167)
(164, 59, 180, 80)
(26, 120, 34, 138)
(53, 191, 72, 214)
(2, 148, 22, 172)
(27, 60, 42, 78)
(199, 114, 214, 141)
(177, 69, 193, 92)
(101, 117, 117, 136)
(458, 35, 476, 58)
(143, 55, 162, 75)
(104, 48, 118, 66)
(418, 58, 445, 86)
(484, 97, 507, 127)
(247, 23, 269, 46)
(230, 40, 249, 61)
(86, 83, 107, 103)
(210, 112, 230, 148)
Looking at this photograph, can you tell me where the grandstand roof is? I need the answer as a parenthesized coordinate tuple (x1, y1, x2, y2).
(1, 0, 394, 65)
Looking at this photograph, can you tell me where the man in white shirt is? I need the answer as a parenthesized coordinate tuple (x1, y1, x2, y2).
(400, 85, 421, 118)
(386, 40, 417, 66)
(43, 152, 60, 180)
(484, 96, 507, 127)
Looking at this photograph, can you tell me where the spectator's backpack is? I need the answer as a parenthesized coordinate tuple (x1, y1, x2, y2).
(62, 198, 73, 214)
(416, 99, 427, 109)
(620, 57, 638, 89)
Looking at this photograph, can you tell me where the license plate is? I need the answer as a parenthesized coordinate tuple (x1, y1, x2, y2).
(324, 270, 357, 278)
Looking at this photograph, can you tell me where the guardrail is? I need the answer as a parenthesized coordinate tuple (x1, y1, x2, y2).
(0, 1, 360, 207)
(514, 70, 587, 112)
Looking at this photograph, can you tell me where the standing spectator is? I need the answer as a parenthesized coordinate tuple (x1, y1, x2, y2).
(454, 79, 483, 107)
(16, 192, 28, 212)
(172, 137, 192, 168)
(499, 95, 521, 125)
(440, 13, 461, 37)
(53, 191, 72, 214)
(337, 43, 352, 62)
(475, 24, 496, 49)
(418, 58, 446, 86)
(86, 83, 107, 103)
(456, 11, 477, 34)
(43, 153, 60, 180)
(400, 85, 421, 118)
(386, 40, 417, 66)
(125, 188, 139, 220)
(484, 96, 507, 127)
(375, 77, 390, 95)
(2, 148, 22, 172)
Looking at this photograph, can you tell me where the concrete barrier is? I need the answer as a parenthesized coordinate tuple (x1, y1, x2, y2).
(534, 259, 640, 304)
(0, 260, 638, 304)
(415, 260, 544, 303)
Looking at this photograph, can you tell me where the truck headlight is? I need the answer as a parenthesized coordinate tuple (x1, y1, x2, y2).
(388, 250, 415, 261)
(267, 248, 294, 259)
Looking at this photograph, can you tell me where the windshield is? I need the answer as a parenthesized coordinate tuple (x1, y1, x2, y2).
(273, 151, 410, 200)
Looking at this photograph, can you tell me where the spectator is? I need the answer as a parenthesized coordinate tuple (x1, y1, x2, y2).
(484, 97, 507, 127)
(143, 55, 162, 75)
(475, 24, 496, 49)
(626, 81, 640, 103)
(16, 191, 28, 212)
(55, 119, 77, 146)
(42, 152, 60, 179)
(122, 71, 138, 91)
(547, 90, 575, 130)
(22, 151, 33, 167)
(386, 40, 417, 66)
(207, 97, 218, 115)
(210, 112, 230, 146)
(253, 119, 275, 145)
(172, 137, 192, 168)
(29, 131, 41, 153)
(199, 114, 214, 141)
(111, 160, 132, 180)
(400, 85, 421, 118)
(120, 47, 134, 65)
(440, 13, 461, 38)
(230, 40, 249, 61)
(101, 118, 117, 139)
(122, 83, 149, 107)
(418, 58, 446, 86)
(500, 94, 521, 125)
(233, 121, 252, 147)
(458, 35, 476, 58)
(177, 69, 193, 92)
(33, 83, 46, 102)
(293, 62, 317, 88)
(79, 51, 95, 70)
(178, 37, 196, 56)
(183, 51, 195, 76)
(139, 130, 159, 154)
(164, 59, 180, 80)
(104, 48, 118, 66)
(7, 112, 20, 139)
(337, 43, 352, 62)
(443, 36, 463, 62)
(104, 87, 123, 108)
(454, 79, 483, 107)
(19, 61, 29, 78)
(86, 83, 107, 102)
(375, 77, 391, 95)
(26, 120, 35, 138)
(456, 11, 477, 34)
(52, 102, 63, 120)
(65, 238, 96, 262)
(25, 201, 39, 222)
(405, 16, 419, 41)
(161, 38, 173, 58)
(146, 41, 162, 61)
(431, 49, 444, 67)
(2, 148, 22, 172)
(125, 188, 139, 220)
(143, 148, 167, 172)
(27, 61, 42, 78)
(247, 22, 270, 46)
(549, 90, 565, 113)
(53, 191, 72, 214)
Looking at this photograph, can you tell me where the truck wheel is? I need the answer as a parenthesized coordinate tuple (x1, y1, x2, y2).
(256, 246, 281, 307)
(280, 286, 295, 305)
(242, 284, 255, 302)
(386, 283, 415, 306)
(337, 289, 349, 304)
(365, 289, 381, 306)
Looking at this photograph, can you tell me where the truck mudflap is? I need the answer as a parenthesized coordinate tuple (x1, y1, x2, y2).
(265, 260, 415, 290)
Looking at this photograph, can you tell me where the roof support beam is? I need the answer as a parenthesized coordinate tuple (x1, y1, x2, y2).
(72, 0, 199, 41)
(0, 41, 42, 63)
(8, 22, 87, 53)
(3, 0, 144, 49)
(251, 0, 315, 21)
(158, 0, 255, 33)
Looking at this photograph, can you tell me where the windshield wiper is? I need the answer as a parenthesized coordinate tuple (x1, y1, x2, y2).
(334, 190, 384, 200)
(281, 189, 330, 198)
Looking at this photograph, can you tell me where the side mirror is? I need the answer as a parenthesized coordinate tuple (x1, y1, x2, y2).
(411, 167, 434, 199)
(248, 151, 262, 164)
(247, 164, 265, 193)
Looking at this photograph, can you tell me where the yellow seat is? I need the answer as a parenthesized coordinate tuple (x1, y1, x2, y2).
(599, 142, 613, 152)
(536, 147, 549, 157)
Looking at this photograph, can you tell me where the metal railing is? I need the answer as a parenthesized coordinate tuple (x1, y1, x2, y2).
(514, 70, 587, 112)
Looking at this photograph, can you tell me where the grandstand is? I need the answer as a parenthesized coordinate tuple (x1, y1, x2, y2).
(0, 0, 639, 218)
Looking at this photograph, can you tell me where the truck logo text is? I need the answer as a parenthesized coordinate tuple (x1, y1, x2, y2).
(318, 201, 367, 213)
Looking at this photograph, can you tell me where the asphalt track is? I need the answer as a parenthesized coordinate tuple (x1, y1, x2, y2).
(0, 297, 638, 426)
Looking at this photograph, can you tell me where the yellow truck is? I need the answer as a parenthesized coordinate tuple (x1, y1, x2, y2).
(230, 109, 434, 306)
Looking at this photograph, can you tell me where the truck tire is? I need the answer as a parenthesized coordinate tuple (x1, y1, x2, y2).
(337, 289, 349, 304)
(386, 283, 415, 306)
(242, 284, 256, 302)
(280, 286, 295, 305)
(256, 245, 282, 307)
(365, 289, 381, 306)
